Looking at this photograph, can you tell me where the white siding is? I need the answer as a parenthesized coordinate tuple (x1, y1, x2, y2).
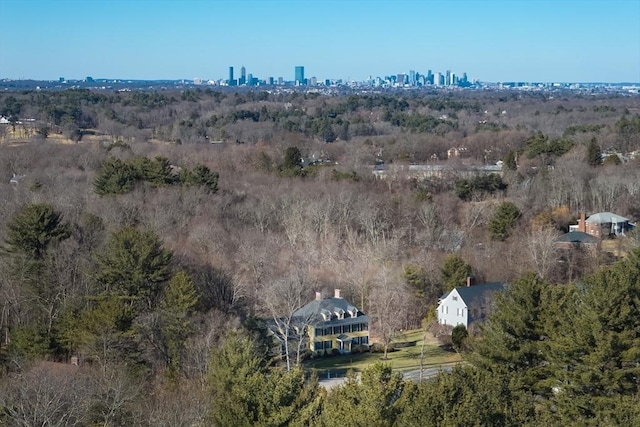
(437, 289, 468, 327)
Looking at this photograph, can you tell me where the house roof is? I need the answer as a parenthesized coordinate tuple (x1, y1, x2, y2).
(586, 212, 629, 224)
(293, 296, 367, 326)
(557, 231, 599, 244)
(440, 282, 506, 308)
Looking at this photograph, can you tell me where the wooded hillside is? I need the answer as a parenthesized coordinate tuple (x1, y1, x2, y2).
(0, 89, 639, 425)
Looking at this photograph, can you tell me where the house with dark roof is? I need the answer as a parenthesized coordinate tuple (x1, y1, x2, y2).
(556, 231, 600, 255)
(436, 277, 505, 329)
(293, 289, 369, 356)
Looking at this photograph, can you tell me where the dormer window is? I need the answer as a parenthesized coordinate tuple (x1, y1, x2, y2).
(320, 309, 331, 321)
(335, 309, 345, 319)
(347, 306, 358, 318)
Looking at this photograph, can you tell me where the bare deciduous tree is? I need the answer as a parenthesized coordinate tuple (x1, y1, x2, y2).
(260, 270, 313, 371)
(0, 362, 91, 427)
(526, 227, 560, 281)
(368, 268, 409, 360)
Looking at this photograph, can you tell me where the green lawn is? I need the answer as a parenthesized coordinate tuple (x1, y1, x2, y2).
(305, 329, 462, 376)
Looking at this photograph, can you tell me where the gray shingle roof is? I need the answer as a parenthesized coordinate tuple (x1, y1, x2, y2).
(456, 282, 505, 307)
(586, 212, 629, 224)
(557, 231, 599, 244)
(293, 297, 367, 327)
(439, 282, 505, 307)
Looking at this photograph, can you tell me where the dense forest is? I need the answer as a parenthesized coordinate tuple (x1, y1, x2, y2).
(0, 88, 639, 425)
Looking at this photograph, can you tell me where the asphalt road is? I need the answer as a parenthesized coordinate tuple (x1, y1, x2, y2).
(317, 365, 454, 390)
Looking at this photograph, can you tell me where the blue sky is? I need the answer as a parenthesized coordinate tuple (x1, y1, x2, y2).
(1, 0, 639, 82)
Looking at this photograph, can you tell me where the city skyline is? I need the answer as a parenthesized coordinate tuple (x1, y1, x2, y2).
(1, 0, 639, 83)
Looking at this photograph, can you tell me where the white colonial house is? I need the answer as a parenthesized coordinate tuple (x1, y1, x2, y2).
(437, 278, 505, 329)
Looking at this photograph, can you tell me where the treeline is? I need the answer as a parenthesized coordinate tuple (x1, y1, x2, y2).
(2, 89, 640, 159)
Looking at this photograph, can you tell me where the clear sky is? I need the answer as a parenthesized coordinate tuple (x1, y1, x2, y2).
(1, 0, 639, 83)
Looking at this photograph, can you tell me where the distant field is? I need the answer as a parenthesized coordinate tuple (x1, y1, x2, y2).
(305, 329, 462, 376)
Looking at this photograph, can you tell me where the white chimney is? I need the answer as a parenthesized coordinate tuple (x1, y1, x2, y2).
(334, 289, 342, 298)
(315, 291, 322, 301)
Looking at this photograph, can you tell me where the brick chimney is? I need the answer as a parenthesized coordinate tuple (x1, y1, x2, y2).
(315, 291, 322, 301)
(466, 276, 475, 287)
(578, 213, 586, 233)
(334, 289, 342, 298)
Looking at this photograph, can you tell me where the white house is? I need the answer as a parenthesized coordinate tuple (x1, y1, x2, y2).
(437, 278, 505, 329)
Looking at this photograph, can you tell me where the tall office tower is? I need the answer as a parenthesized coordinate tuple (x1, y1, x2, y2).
(240, 66, 246, 85)
(278, 76, 284, 85)
(427, 70, 433, 85)
(268, 77, 274, 85)
(295, 66, 305, 85)
(397, 73, 406, 86)
(433, 72, 441, 86)
(445, 70, 451, 86)
(409, 70, 416, 86)
(451, 72, 456, 86)
(229, 66, 235, 86)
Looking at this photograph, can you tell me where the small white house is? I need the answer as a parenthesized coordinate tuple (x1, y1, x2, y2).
(437, 279, 505, 329)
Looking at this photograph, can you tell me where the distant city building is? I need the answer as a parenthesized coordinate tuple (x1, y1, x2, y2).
(295, 66, 305, 85)
(434, 72, 442, 86)
(409, 70, 416, 86)
(240, 66, 246, 85)
(228, 66, 236, 86)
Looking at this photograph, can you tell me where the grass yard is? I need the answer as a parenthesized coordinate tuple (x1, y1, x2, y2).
(305, 329, 462, 377)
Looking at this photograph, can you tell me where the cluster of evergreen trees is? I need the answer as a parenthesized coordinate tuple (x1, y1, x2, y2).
(94, 156, 219, 195)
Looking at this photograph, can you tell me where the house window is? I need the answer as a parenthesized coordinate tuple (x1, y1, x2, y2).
(333, 326, 341, 335)
(315, 328, 323, 336)
(452, 296, 458, 301)
(324, 327, 332, 335)
(361, 323, 368, 331)
(343, 324, 351, 333)
(324, 340, 332, 349)
(314, 342, 323, 351)
(352, 323, 360, 332)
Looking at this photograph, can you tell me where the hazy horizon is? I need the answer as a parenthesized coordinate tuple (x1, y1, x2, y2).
(1, 0, 639, 83)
